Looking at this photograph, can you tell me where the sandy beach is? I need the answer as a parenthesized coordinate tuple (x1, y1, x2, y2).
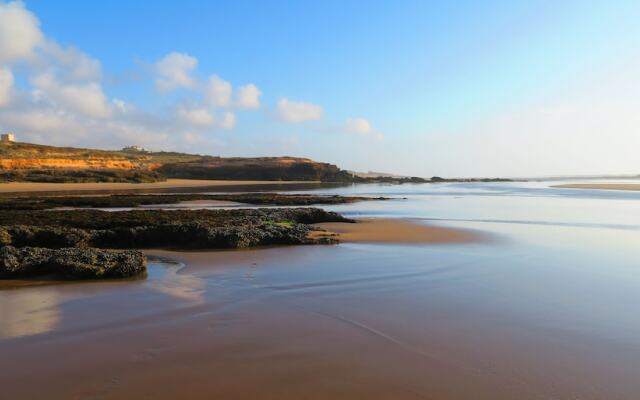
(553, 183, 640, 191)
(312, 218, 481, 244)
(0, 179, 319, 194)
(3, 180, 640, 399)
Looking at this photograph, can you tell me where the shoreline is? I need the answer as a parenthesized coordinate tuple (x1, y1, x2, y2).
(311, 218, 482, 244)
(0, 179, 322, 194)
(1, 218, 482, 286)
(553, 183, 640, 191)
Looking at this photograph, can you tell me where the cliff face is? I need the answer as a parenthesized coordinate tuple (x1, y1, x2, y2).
(157, 156, 354, 181)
(0, 141, 355, 182)
(0, 158, 160, 170)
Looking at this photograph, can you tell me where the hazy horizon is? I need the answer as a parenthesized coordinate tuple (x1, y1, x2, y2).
(1, 1, 639, 177)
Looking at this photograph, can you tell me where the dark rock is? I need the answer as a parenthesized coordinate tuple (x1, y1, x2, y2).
(48, 248, 147, 279)
(0, 193, 385, 211)
(0, 246, 53, 277)
(7, 225, 90, 248)
(0, 207, 352, 250)
(0, 245, 146, 279)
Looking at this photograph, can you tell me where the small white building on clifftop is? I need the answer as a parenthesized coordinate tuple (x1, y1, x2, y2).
(122, 145, 150, 153)
(1, 133, 16, 143)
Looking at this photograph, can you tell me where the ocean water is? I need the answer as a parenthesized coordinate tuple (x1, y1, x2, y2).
(2, 181, 640, 399)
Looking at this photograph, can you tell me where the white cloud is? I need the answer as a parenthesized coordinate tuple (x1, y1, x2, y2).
(155, 52, 198, 92)
(182, 132, 224, 148)
(0, 108, 83, 133)
(0, 1, 43, 63)
(236, 84, 261, 109)
(205, 75, 232, 107)
(0, 2, 102, 82)
(203, 76, 261, 110)
(31, 73, 112, 118)
(276, 97, 323, 123)
(0, 66, 14, 106)
(344, 117, 383, 141)
(41, 41, 101, 81)
(0, 2, 361, 158)
(219, 111, 236, 129)
(112, 98, 134, 114)
(178, 107, 215, 126)
(178, 106, 235, 130)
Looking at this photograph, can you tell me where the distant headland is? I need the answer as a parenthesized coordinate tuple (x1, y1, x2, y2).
(0, 136, 511, 184)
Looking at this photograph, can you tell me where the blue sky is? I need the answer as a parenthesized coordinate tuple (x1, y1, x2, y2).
(1, 1, 639, 176)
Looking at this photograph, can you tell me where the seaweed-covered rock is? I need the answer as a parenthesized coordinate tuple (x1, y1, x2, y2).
(0, 245, 146, 279)
(0, 207, 351, 250)
(48, 248, 147, 279)
(7, 225, 91, 248)
(0, 193, 387, 211)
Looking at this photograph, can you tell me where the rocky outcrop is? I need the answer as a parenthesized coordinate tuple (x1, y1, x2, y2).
(0, 246, 146, 279)
(0, 203, 353, 281)
(156, 156, 356, 181)
(0, 208, 352, 250)
(5, 226, 91, 248)
(0, 193, 388, 211)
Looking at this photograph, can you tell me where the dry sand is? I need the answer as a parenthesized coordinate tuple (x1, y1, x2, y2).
(0, 179, 318, 193)
(312, 218, 481, 244)
(553, 183, 640, 191)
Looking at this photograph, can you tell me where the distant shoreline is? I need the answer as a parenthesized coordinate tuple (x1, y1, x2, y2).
(0, 179, 321, 193)
(553, 183, 640, 191)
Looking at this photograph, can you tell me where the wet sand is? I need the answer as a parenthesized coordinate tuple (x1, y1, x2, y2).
(2, 243, 639, 400)
(553, 183, 640, 191)
(312, 218, 481, 244)
(140, 199, 243, 209)
(3, 180, 640, 399)
(0, 179, 317, 194)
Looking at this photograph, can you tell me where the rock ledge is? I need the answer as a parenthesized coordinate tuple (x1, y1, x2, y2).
(0, 245, 146, 279)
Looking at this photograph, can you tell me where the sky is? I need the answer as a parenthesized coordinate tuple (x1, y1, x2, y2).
(0, 1, 639, 177)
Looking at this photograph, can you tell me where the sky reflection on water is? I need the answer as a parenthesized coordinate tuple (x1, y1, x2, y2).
(2, 181, 640, 399)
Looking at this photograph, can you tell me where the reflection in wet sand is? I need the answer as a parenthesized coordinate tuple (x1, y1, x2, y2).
(0, 288, 61, 338)
(149, 261, 206, 304)
(3, 181, 640, 398)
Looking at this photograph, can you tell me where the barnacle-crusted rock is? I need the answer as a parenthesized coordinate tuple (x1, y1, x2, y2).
(0, 208, 352, 250)
(0, 245, 146, 279)
(0, 207, 350, 281)
(7, 226, 91, 248)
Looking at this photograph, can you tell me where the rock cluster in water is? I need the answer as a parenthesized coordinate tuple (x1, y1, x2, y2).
(0, 193, 387, 211)
(0, 208, 350, 249)
(0, 207, 351, 280)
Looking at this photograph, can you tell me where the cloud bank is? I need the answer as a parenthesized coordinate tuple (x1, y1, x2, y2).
(276, 98, 323, 123)
(344, 117, 383, 141)
(0, 1, 43, 63)
(0, 1, 380, 155)
(0, 66, 12, 106)
(155, 52, 198, 92)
